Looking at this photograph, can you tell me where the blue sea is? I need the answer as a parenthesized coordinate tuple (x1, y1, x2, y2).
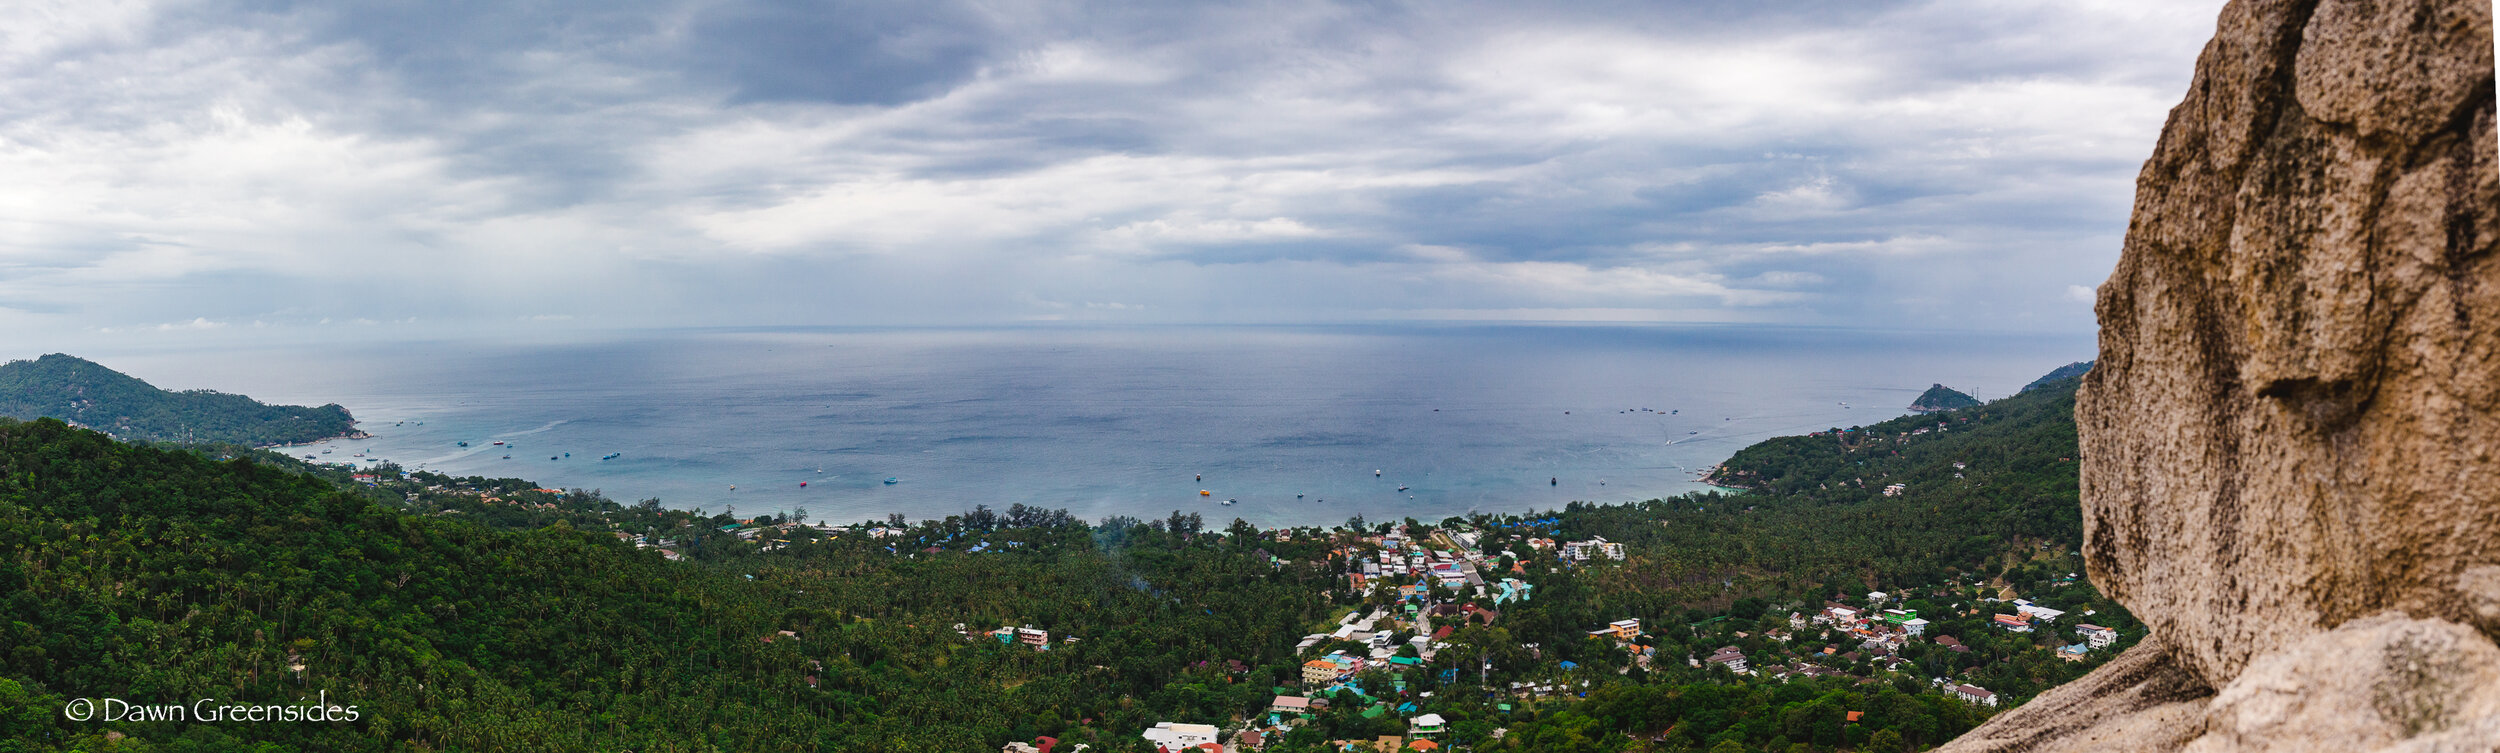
(90, 325, 2091, 528)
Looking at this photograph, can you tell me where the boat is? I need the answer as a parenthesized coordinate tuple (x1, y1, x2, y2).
(799, 482, 807, 488)
(457, 441, 468, 447)
(550, 456, 559, 460)
(321, 449, 331, 455)
(1199, 490, 1211, 496)
(492, 441, 504, 446)
(563, 452, 570, 458)
(1219, 499, 1235, 506)
(1296, 493, 1305, 498)
(1671, 410, 1678, 414)
(884, 477, 899, 485)
(1397, 485, 1409, 492)
(602, 453, 620, 460)
(502, 455, 510, 459)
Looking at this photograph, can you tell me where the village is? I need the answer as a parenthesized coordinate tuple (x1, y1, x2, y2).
(301, 426, 2136, 753)
(969, 520, 2141, 753)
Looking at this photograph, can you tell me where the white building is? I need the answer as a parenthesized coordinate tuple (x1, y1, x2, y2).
(1141, 722, 1220, 750)
(1954, 684, 2000, 707)
(2076, 623, 2119, 649)
(2015, 600, 2067, 623)
(1409, 713, 1449, 737)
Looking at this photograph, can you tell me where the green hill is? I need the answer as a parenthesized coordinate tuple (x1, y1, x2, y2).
(0, 417, 1336, 752)
(0, 363, 2108, 752)
(0, 354, 356, 446)
(2022, 361, 2094, 392)
(1907, 383, 1982, 412)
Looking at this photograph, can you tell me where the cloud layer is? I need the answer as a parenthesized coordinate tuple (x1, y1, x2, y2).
(0, 0, 2226, 343)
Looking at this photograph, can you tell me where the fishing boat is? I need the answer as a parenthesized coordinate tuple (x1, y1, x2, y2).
(1219, 499, 1235, 506)
(1199, 490, 1211, 496)
(602, 453, 620, 460)
(1397, 485, 1409, 492)
(457, 441, 469, 447)
(884, 477, 899, 485)
(493, 441, 505, 446)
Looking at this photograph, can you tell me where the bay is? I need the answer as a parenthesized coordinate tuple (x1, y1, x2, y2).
(86, 324, 2091, 528)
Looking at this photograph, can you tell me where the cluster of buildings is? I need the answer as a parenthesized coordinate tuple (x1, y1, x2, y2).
(955, 623, 1075, 652)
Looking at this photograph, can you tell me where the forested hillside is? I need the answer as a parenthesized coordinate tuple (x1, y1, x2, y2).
(0, 355, 356, 446)
(2, 373, 2109, 752)
(0, 417, 1335, 752)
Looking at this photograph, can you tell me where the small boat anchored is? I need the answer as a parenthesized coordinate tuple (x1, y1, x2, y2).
(884, 477, 899, 485)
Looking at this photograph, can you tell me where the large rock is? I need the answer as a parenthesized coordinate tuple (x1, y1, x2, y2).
(1944, 0, 2499, 749)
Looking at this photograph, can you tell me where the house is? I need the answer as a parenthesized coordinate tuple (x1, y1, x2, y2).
(1408, 713, 1448, 738)
(2076, 623, 2119, 649)
(1589, 619, 1641, 640)
(1704, 646, 1749, 673)
(1140, 722, 1220, 751)
(1991, 613, 2033, 633)
(1901, 618, 1929, 636)
(1303, 659, 1341, 687)
(2056, 643, 2090, 662)
(1271, 695, 1313, 715)
(1016, 627, 1050, 647)
(2014, 600, 2066, 623)
(1953, 684, 2000, 706)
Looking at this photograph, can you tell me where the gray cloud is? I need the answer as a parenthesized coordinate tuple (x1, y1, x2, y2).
(0, 0, 2225, 346)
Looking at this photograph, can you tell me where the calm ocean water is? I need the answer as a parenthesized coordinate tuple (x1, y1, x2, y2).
(88, 325, 2091, 528)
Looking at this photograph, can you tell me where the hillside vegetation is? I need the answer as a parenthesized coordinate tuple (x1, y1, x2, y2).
(1, 372, 2107, 752)
(0, 354, 356, 446)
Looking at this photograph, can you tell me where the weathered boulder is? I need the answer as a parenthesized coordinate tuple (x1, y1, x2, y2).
(1944, 0, 2498, 749)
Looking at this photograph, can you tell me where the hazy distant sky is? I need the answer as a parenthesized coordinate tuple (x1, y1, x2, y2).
(1, 0, 2226, 347)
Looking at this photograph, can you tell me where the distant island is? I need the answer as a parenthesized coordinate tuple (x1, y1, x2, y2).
(1908, 383, 1981, 412)
(0, 353, 360, 446)
(2020, 361, 2093, 393)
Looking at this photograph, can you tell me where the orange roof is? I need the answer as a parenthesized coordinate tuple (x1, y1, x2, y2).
(1846, 711, 1864, 722)
(1305, 660, 1337, 668)
(1409, 740, 1441, 751)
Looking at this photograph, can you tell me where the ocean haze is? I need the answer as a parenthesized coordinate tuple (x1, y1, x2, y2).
(80, 324, 2090, 527)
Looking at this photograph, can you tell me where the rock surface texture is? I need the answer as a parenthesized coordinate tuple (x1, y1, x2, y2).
(1942, 0, 2499, 750)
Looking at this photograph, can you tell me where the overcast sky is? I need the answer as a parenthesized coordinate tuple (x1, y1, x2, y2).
(0, 0, 2227, 347)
